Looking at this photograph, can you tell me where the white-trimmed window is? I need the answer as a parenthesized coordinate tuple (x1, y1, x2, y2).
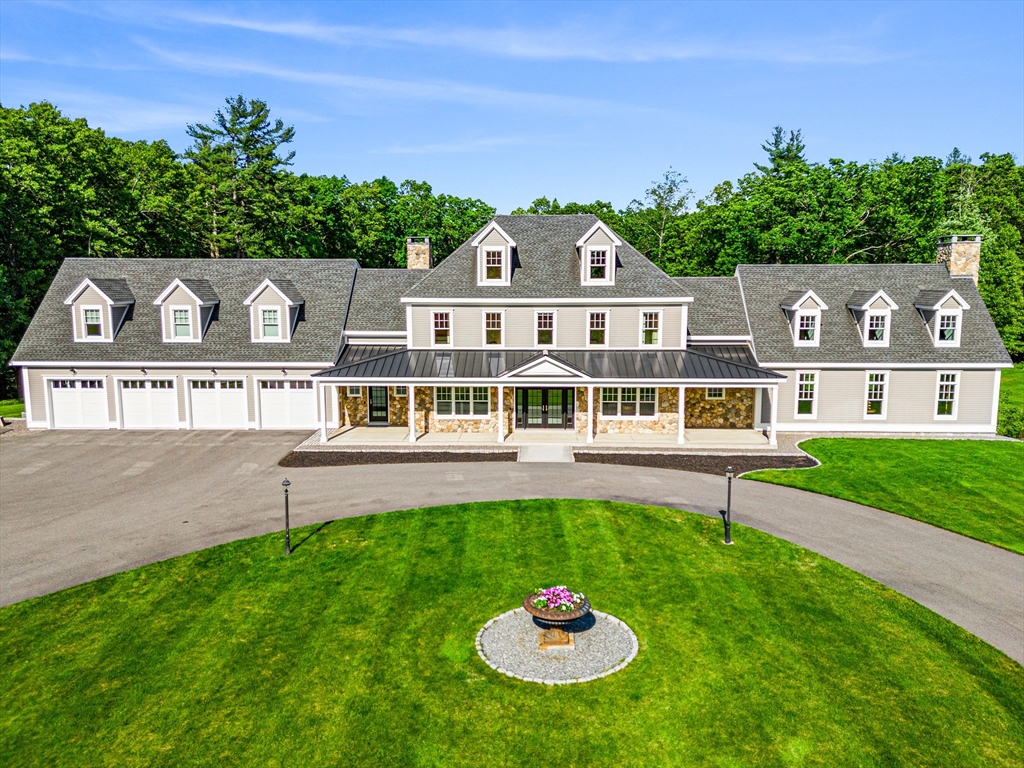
(588, 311, 607, 347)
(936, 372, 959, 418)
(795, 372, 817, 418)
(262, 309, 280, 338)
(705, 387, 724, 400)
(172, 307, 193, 340)
(484, 312, 503, 346)
(82, 308, 103, 338)
(601, 387, 656, 418)
(485, 250, 503, 281)
(588, 249, 608, 281)
(435, 386, 489, 417)
(641, 311, 661, 346)
(347, 386, 362, 397)
(865, 312, 889, 346)
(536, 312, 555, 346)
(795, 311, 819, 346)
(865, 372, 888, 418)
(936, 312, 961, 347)
(395, 386, 408, 396)
(433, 312, 452, 346)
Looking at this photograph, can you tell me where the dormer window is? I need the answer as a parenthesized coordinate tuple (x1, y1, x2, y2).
(797, 313, 817, 343)
(577, 221, 622, 286)
(173, 308, 192, 338)
(155, 278, 219, 343)
(472, 221, 515, 286)
(589, 249, 608, 280)
(847, 290, 897, 348)
(243, 278, 304, 343)
(64, 277, 135, 343)
(913, 289, 968, 349)
(781, 290, 827, 348)
(262, 309, 280, 338)
(866, 313, 888, 344)
(485, 251, 503, 280)
(83, 309, 103, 338)
(938, 312, 960, 345)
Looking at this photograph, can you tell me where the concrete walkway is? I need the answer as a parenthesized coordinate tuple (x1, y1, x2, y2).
(1, 430, 1021, 663)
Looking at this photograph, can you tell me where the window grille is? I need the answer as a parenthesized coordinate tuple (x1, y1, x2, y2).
(485, 312, 502, 345)
(867, 314, 886, 342)
(433, 312, 451, 345)
(536, 312, 554, 345)
(939, 314, 958, 342)
(262, 308, 280, 338)
(589, 312, 606, 345)
(173, 309, 191, 338)
(83, 309, 102, 337)
(937, 373, 957, 415)
(797, 373, 816, 415)
(642, 312, 659, 345)
(485, 250, 503, 280)
(589, 249, 607, 280)
(866, 373, 886, 415)
(798, 314, 816, 342)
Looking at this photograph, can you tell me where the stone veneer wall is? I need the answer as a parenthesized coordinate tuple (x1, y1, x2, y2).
(388, 387, 409, 426)
(684, 387, 755, 428)
(338, 386, 368, 427)
(575, 387, 591, 437)
(413, 386, 506, 434)
(595, 387, 680, 434)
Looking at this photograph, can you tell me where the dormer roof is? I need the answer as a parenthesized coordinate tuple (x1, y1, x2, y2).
(576, 220, 622, 248)
(471, 221, 516, 248)
(243, 278, 305, 306)
(847, 289, 898, 311)
(64, 278, 135, 306)
(780, 289, 828, 311)
(153, 278, 220, 306)
(913, 289, 970, 311)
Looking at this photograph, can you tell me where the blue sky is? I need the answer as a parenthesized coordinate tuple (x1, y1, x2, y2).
(2, 1, 1022, 213)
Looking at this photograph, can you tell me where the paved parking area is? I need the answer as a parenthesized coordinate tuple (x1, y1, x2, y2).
(1, 430, 1021, 662)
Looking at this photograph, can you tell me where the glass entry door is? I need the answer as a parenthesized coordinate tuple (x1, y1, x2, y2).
(368, 387, 389, 424)
(516, 388, 574, 429)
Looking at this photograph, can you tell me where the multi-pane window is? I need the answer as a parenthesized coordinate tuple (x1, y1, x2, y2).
(83, 309, 102, 337)
(395, 386, 408, 396)
(80, 380, 103, 389)
(347, 386, 362, 397)
(938, 313, 958, 343)
(173, 309, 191, 338)
(290, 381, 312, 390)
(261, 380, 285, 389)
(937, 373, 957, 416)
(433, 312, 451, 346)
(536, 312, 554, 345)
(798, 313, 816, 342)
(589, 312, 607, 346)
(436, 386, 489, 416)
(706, 388, 724, 400)
(867, 314, 887, 343)
(123, 380, 145, 389)
(589, 249, 607, 280)
(601, 387, 656, 417)
(642, 312, 660, 345)
(866, 372, 887, 416)
(797, 372, 816, 415)
(262, 308, 280, 338)
(485, 312, 502, 345)
(485, 250, 503, 280)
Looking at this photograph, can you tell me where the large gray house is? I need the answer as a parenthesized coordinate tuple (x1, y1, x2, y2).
(11, 216, 1011, 445)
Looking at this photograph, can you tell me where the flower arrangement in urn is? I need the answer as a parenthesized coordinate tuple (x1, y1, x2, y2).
(531, 585, 586, 613)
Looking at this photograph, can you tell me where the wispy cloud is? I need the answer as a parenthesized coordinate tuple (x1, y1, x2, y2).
(136, 40, 630, 112)
(169, 9, 894, 65)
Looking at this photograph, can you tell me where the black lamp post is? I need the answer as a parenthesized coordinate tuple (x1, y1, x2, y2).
(282, 478, 292, 555)
(718, 466, 734, 545)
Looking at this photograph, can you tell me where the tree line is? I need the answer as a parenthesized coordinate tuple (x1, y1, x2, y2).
(2, 98, 1022, 399)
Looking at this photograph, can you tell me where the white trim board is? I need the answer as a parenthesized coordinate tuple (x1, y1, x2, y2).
(760, 362, 1012, 370)
(775, 422, 997, 434)
(400, 297, 694, 305)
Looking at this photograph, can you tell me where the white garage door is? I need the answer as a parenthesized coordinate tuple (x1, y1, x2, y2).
(50, 379, 108, 429)
(259, 380, 317, 429)
(121, 380, 178, 429)
(190, 380, 248, 429)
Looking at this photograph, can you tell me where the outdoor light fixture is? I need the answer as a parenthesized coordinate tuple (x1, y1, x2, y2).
(141, 368, 147, 375)
(718, 466, 735, 545)
(70, 368, 76, 375)
(282, 478, 292, 556)
(211, 368, 217, 375)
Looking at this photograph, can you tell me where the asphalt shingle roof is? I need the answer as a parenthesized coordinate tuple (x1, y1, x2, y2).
(267, 278, 304, 304)
(178, 279, 220, 305)
(87, 278, 135, 304)
(672, 277, 750, 337)
(737, 265, 1009, 365)
(13, 258, 357, 364)
(345, 269, 426, 332)
(847, 290, 882, 308)
(404, 215, 685, 300)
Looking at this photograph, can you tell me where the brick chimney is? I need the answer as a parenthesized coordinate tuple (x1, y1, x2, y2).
(406, 237, 432, 270)
(936, 234, 980, 285)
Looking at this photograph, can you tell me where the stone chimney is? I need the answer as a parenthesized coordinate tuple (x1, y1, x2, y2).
(936, 234, 981, 285)
(406, 237, 432, 270)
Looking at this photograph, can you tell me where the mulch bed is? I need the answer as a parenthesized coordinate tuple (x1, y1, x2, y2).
(573, 452, 817, 476)
(279, 450, 518, 467)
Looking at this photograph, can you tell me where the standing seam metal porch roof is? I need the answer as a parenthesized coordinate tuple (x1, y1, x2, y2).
(315, 347, 783, 381)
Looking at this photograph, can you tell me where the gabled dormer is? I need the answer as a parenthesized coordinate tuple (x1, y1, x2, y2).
(153, 279, 220, 343)
(847, 290, 898, 348)
(576, 220, 622, 286)
(914, 289, 970, 348)
(780, 290, 828, 347)
(243, 278, 304, 343)
(472, 221, 516, 286)
(64, 278, 135, 343)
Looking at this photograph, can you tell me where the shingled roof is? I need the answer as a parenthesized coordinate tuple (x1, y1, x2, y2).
(737, 264, 1009, 365)
(345, 269, 426, 332)
(403, 215, 686, 300)
(87, 278, 136, 304)
(672, 277, 750, 337)
(13, 258, 357, 364)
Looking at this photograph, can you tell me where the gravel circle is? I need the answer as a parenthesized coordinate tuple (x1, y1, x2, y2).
(476, 608, 638, 685)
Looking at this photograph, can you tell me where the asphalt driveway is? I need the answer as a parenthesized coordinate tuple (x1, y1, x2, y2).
(1, 430, 1021, 663)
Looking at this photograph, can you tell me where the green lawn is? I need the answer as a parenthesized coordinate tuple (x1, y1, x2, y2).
(0, 399, 24, 419)
(747, 439, 1024, 554)
(2, 500, 1021, 767)
(1002, 364, 1024, 410)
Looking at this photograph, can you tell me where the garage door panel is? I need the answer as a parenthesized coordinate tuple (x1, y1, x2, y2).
(51, 379, 108, 429)
(260, 380, 317, 429)
(121, 380, 178, 429)
(190, 380, 247, 429)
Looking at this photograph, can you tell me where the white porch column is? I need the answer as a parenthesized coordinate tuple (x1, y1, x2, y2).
(408, 385, 416, 443)
(677, 386, 686, 444)
(754, 387, 763, 428)
(587, 386, 594, 444)
(320, 383, 329, 443)
(768, 385, 779, 447)
(497, 385, 505, 443)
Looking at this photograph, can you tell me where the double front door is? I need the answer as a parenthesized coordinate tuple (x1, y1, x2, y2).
(516, 388, 574, 429)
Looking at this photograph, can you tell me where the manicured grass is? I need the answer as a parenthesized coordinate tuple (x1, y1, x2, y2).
(0, 399, 24, 419)
(1001, 364, 1024, 411)
(2, 500, 1021, 767)
(748, 439, 1024, 554)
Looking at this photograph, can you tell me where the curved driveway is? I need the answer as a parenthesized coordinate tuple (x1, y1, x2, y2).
(2, 430, 1021, 663)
